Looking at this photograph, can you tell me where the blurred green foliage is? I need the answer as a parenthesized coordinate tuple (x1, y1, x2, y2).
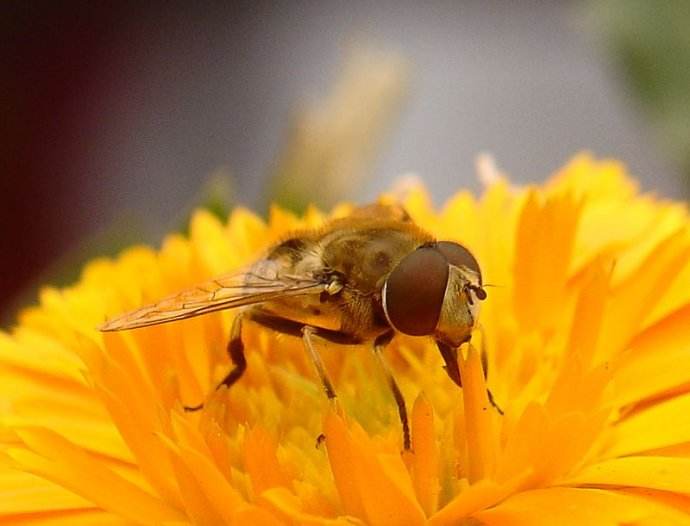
(590, 0, 690, 186)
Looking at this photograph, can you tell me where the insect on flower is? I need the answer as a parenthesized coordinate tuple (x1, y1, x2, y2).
(100, 203, 494, 450)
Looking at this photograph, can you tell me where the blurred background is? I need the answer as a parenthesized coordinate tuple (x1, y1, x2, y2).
(2, 1, 689, 324)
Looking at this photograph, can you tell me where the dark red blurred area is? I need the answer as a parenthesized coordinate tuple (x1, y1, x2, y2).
(2, 3, 131, 320)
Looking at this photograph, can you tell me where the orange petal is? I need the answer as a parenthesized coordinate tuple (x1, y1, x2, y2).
(324, 411, 425, 526)
(323, 411, 366, 519)
(156, 432, 242, 525)
(410, 394, 439, 516)
(495, 402, 545, 483)
(243, 427, 291, 497)
(563, 259, 612, 369)
(260, 487, 362, 525)
(513, 190, 581, 331)
(231, 504, 286, 526)
(428, 473, 530, 526)
(95, 368, 181, 507)
(458, 344, 497, 483)
(165, 448, 227, 525)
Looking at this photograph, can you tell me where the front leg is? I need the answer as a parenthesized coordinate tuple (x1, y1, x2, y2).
(185, 310, 362, 410)
(185, 311, 246, 411)
(372, 330, 411, 450)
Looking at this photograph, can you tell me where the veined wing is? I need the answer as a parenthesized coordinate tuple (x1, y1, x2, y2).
(99, 260, 327, 331)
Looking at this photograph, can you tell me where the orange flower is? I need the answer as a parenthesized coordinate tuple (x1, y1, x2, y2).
(2, 154, 690, 525)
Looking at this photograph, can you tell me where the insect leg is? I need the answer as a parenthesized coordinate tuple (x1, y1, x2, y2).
(217, 312, 247, 389)
(242, 310, 362, 400)
(476, 325, 504, 415)
(487, 389, 503, 415)
(479, 345, 503, 414)
(302, 326, 337, 400)
(184, 312, 246, 412)
(247, 310, 361, 345)
(436, 338, 503, 415)
(372, 330, 411, 451)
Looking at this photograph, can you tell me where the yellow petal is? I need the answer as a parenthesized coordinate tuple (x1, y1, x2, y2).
(8, 429, 183, 524)
(0, 469, 89, 514)
(513, 190, 581, 331)
(562, 456, 690, 494)
(605, 393, 690, 457)
(476, 487, 690, 526)
(596, 230, 690, 360)
(428, 473, 531, 526)
(563, 260, 612, 369)
(0, 330, 84, 385)
(410, 394, 439, 516)
(548, 154, 636, 200)
(243, 426, 292, 498)
(0, 509, 137, 525)
(613, 303, 690, 407)
(189, 210, 235, 276)
(324, 412, 425, 526)
(226, 207, 270, 258)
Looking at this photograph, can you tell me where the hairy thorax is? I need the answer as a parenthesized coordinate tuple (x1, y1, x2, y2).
(255, 221, 433, 339)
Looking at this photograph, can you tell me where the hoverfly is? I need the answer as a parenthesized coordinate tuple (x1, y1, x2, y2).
(100, 203, 490, 450)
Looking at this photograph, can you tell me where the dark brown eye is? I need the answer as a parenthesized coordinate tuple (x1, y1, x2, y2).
(435, 241, 482, 284)
(383, 247, 449, 336)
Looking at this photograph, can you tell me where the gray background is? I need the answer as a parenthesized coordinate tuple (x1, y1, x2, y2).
(84, 1, 677, 240)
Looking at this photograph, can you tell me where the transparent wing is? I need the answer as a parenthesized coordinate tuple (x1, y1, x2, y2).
(99, 259, 326, 331)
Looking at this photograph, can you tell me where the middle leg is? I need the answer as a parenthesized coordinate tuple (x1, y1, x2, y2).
(246, 310, 362, 401)
(302, 326, 337, 400)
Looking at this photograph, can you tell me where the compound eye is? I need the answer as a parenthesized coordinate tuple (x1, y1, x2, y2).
(383, 247, 449, 336)
(435, 241, 482, 284)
